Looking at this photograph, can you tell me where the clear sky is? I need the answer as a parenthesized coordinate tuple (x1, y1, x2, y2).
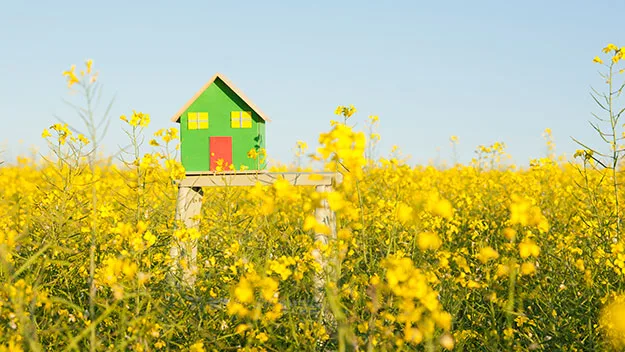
(1, 0, 625, 167)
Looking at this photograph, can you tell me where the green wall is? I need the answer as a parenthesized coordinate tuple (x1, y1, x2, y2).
(179, 78, 266, 172)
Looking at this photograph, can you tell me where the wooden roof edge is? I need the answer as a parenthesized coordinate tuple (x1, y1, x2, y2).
(170, 72, 271, 123)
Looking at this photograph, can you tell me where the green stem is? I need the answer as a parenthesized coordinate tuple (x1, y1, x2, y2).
(609, 62, 621, 239)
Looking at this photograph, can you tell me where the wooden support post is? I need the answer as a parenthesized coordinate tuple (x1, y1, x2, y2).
(312, 185, 337, 315)
(169, 172, 341, 292)
(170, 186, 203, 286)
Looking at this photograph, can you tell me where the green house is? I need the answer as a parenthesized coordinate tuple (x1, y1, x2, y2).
(171, 73, 270, 173)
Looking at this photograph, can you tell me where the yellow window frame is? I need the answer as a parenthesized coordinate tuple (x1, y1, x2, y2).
(188, 112, 209, 130)
(231, 111, 252, 128)
(198, 112, 209, 129)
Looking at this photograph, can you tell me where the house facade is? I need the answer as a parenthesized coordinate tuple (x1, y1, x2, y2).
(171, 73, 269, 173)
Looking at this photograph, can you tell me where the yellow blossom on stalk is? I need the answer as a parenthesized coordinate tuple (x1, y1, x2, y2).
(256, 332, 269, 343)
(600, 295, 625, 348)
(189, 341, 205, 352)
(440, 333, 455, 350)
(327, 191, 346, 211)
(520, 262, 536, 276)
(166, 159, 186, 180)
(603, 43, 618, 53)
(573, 148, 594, 161)
(247, 148, 259, 159)
(317, 123, 367, 178)
(476, 246, 499, 264)
(96, 256, 138, 287)
(495, 264, 510, 279)
(296, 140, 308, 150)
(575, 259, 585, 272)
(418, 232, 442, 251)
(49, 123, 72, 145)
(137, 111, 150, 127)
(162, 127, 179, 142)
(259, 277, 279, 302)
(405, 326, 423, 343)
(62, 59, 96, 87)
(41, 129, 51, 138)
(235, 324, 249, 335)
(267, 256, 296, 280)
(503, 227, 517, 241)
(173, 228, 201, 242)
(62, 64, 80, 87)
(121, 110, 151, 127)
(519, 238, 540, 259)
(234, 278, 254, 303)
(396, 203, 414, 224)
(509, 194, 549, 232)
(593, 56, 604, 64)
(334, 104, 357, 119)
(77, 134, 90, 145)
(426, 193, 454, 219)
(613, 50, 624, 64)
(303, 214, 331, 235)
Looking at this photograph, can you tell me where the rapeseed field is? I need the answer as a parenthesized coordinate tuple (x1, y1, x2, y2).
(2, 46, 625, 351)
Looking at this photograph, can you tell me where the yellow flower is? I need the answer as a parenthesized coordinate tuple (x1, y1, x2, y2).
(575, 259, 585, 272)
(235, 324, 249, 335)
(334, 104, 357, 119)
(41, 129, 51, 138)
(86, 59, 93, 74)
(440, 333, 455, 350)
(327, 191, 347, 211)
(418, 232, 442, 251)
(503, 227, 517, 241)
(476, 246, 499, 264)
(404, 326, 423, 344)
(426, 193, 454, 219)
(256, 332, 269, 343)
(520, 262, 536, 276)
(62, 64, 80, 87)
(519, 239, 540, 259)
(600, 295, 625, 348)
(603, 43, 618, 53)
(593, 56, 604, 64)
(189, 341, 205, 352)
(77, 134, 90, 145)
(234, 278, 254, 303)
(296, 140, 308, 151)
(247, 148, 259, 159)
(509, 195, 548, 231)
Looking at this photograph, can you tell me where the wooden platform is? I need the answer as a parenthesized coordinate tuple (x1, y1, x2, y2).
(176, 171, 342, 187)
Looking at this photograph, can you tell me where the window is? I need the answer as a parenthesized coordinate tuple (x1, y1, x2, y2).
(231, 111, 252, 128)
(188, 112, 208, 130)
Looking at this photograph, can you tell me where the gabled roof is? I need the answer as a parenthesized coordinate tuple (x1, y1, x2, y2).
(171, 72, 271, 123)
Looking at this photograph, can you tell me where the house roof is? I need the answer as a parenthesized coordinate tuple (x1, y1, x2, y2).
(171, 72, 271, 123)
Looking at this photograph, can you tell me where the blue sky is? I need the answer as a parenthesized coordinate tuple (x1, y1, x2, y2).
(1, 0, 625, 167)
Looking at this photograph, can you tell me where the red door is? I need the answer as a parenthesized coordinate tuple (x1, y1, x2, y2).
(209, 137, 233, 171)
